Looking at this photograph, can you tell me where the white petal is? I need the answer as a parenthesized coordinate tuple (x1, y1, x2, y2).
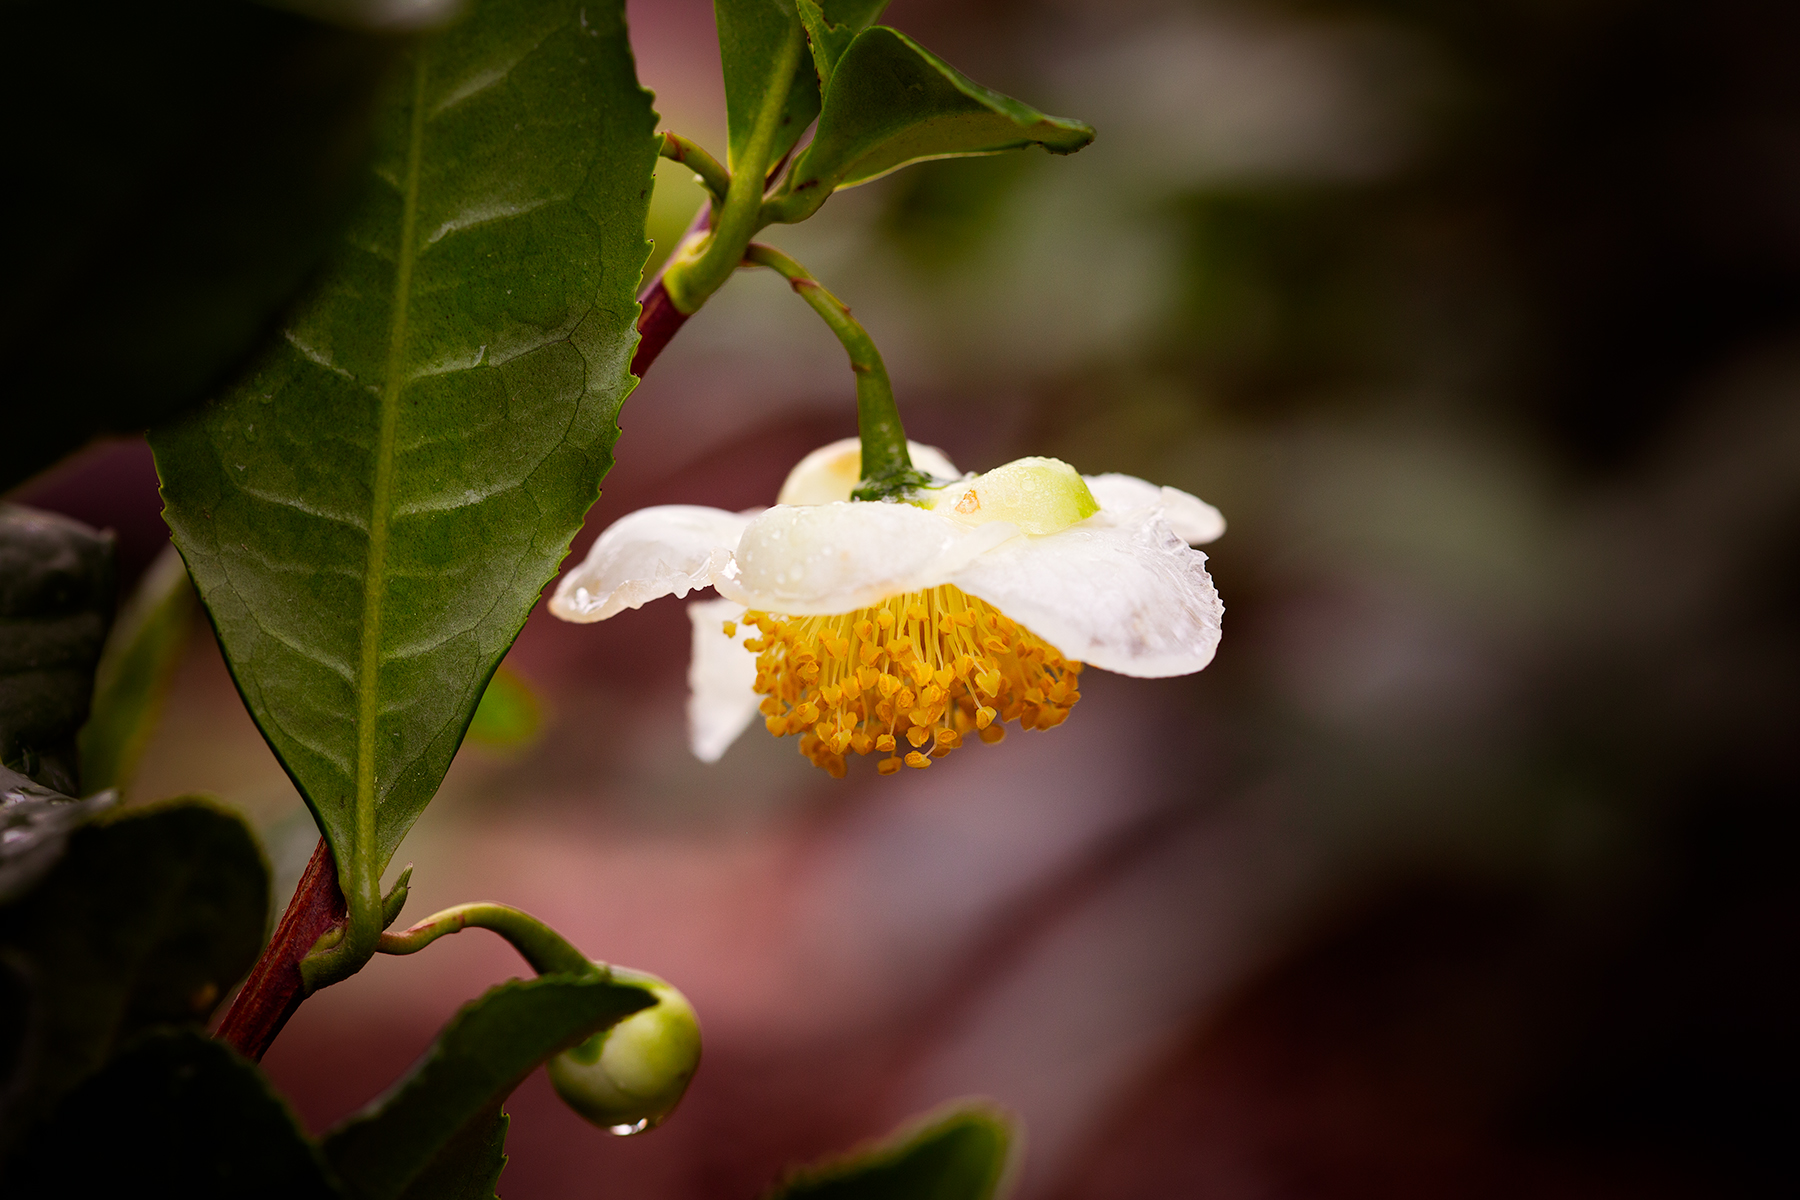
(777, 438, 963, 505)
(550, 506, 751, 623)
(949, 511, 1222, 677)
(686, 599, 760, 762)
(1083, 473, 1226, 545)
(716, 502, 1019, 615)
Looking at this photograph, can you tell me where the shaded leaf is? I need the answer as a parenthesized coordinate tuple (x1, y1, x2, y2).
(2, 1029, 337, 1199)
(779, 27, 1092, 218)
(78, 544, 196, 795)
(0, 505, 115, 796)
(716, 0, 818, 173)
(0, 800, 269, 1152)
(0, 766, 114, 906)
(396, 1107, 508, 1200)
(768, 1103, 1015, 1200)
(796, 0, 887, 85)
(323, 973, 653, 1200)
(152, 0, 659, 908)
(1, 0, 405, 489)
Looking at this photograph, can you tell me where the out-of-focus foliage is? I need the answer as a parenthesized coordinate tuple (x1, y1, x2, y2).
(768, 1104, 1014, 1200)
(0, 0, 406, 488)
(0, 506, 115, 796)
(78, 546, 196, 796)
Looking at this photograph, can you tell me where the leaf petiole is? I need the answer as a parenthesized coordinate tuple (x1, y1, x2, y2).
(658, 131, 729, 207)
(741, 243, 932, 501)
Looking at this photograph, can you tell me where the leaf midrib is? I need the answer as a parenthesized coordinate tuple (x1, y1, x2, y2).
(354, 48, 431, 895)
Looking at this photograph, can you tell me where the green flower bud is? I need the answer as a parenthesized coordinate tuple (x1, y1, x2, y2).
(548, 969, 701, 1135)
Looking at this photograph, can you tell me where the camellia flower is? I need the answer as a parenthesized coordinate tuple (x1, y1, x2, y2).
(551, 439, 1223, 777)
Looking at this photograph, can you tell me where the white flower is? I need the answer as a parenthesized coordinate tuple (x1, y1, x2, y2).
(552, 439, 1223, 775)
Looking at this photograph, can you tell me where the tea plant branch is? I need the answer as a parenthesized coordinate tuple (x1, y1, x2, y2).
(741, 242, 929, 499)
(659, 23, 803, 314)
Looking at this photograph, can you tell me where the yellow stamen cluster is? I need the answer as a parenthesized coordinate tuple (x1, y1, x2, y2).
(738, 585, 1082, 777)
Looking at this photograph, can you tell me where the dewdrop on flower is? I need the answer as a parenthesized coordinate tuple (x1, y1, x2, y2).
(551, 439, 1224, 776)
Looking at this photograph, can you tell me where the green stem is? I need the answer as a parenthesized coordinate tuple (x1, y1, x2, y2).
(377, 903, 595, 977)
(742, 243, 932, 500)
(661, 24, 805, 313)
(658, 131, 728, 207)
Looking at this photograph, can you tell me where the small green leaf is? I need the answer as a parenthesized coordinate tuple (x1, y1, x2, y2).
(152, 0, 659, 958)
(2, 1029, 337, 1199)
(777, 27, 1092, 221)
(716, 0, 819, 173)
(796, 0, 887, 85)
(77, 544, 196, 796)
(0, 505, 115, 796)
(768, 1103, 1016, 1200)
(322, 973, 654, 1200)
(1, 1, 404, 489)
(0, 800, 269, 1153)
(465, 665, 543, 751)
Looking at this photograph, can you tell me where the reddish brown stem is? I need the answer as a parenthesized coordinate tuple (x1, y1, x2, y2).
(215, 836, 346, 1059)
(215, 200, 716, 1063)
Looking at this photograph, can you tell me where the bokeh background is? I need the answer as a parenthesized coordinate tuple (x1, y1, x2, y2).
(15, 0, 1797, 1195)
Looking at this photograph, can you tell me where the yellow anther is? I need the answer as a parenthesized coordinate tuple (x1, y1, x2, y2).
(744, 637, 767, 652)
(743, 584, 1080, 777)
(722, 620, 737, 638)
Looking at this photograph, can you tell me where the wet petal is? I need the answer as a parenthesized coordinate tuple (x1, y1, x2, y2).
(1083, 473, 1226, 545)
(716, 501, 1019, 614)
(686, 598, 759, 762)
(550, 506, 751, 623)
(777, 437, 962, 505)
(949, 511, 1222, 677)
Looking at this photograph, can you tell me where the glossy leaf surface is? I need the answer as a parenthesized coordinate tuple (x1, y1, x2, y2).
(0, 506, 115, 796)
(0, 766, 113, 906)
(781, 27, 1092, 216)
(716, 0, 817, 172)
(78, 545, 196, 796)
(3, 1030, 336, 1199)
(0, 801, 268, 1152)
(153, 0, 659, 900)
(322, 974, 653, 1200)
(1, 0, 401, 489)
(770, 1104, 1015, 1200)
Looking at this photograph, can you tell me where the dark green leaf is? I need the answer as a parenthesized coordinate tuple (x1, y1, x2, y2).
(768, 1103, 1015, 1200)
(796, 0, 888, 85)
(396, 1107, 509, 1200)
(779, 27, 1092, 218)
(0, 800, 269, 1152)
(716, 0, 818, 172)
(0, 766, 114, 906)
(78, 545, 196, 796)
(1, 0, 404, 489)
(152, 0, 659, 905)
(2, 1029, 338, 1199)
(0, 504, 115, 796)
(322, 973, 653, 1200)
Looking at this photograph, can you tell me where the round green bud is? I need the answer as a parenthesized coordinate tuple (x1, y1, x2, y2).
(548, 970, 701, 1135)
